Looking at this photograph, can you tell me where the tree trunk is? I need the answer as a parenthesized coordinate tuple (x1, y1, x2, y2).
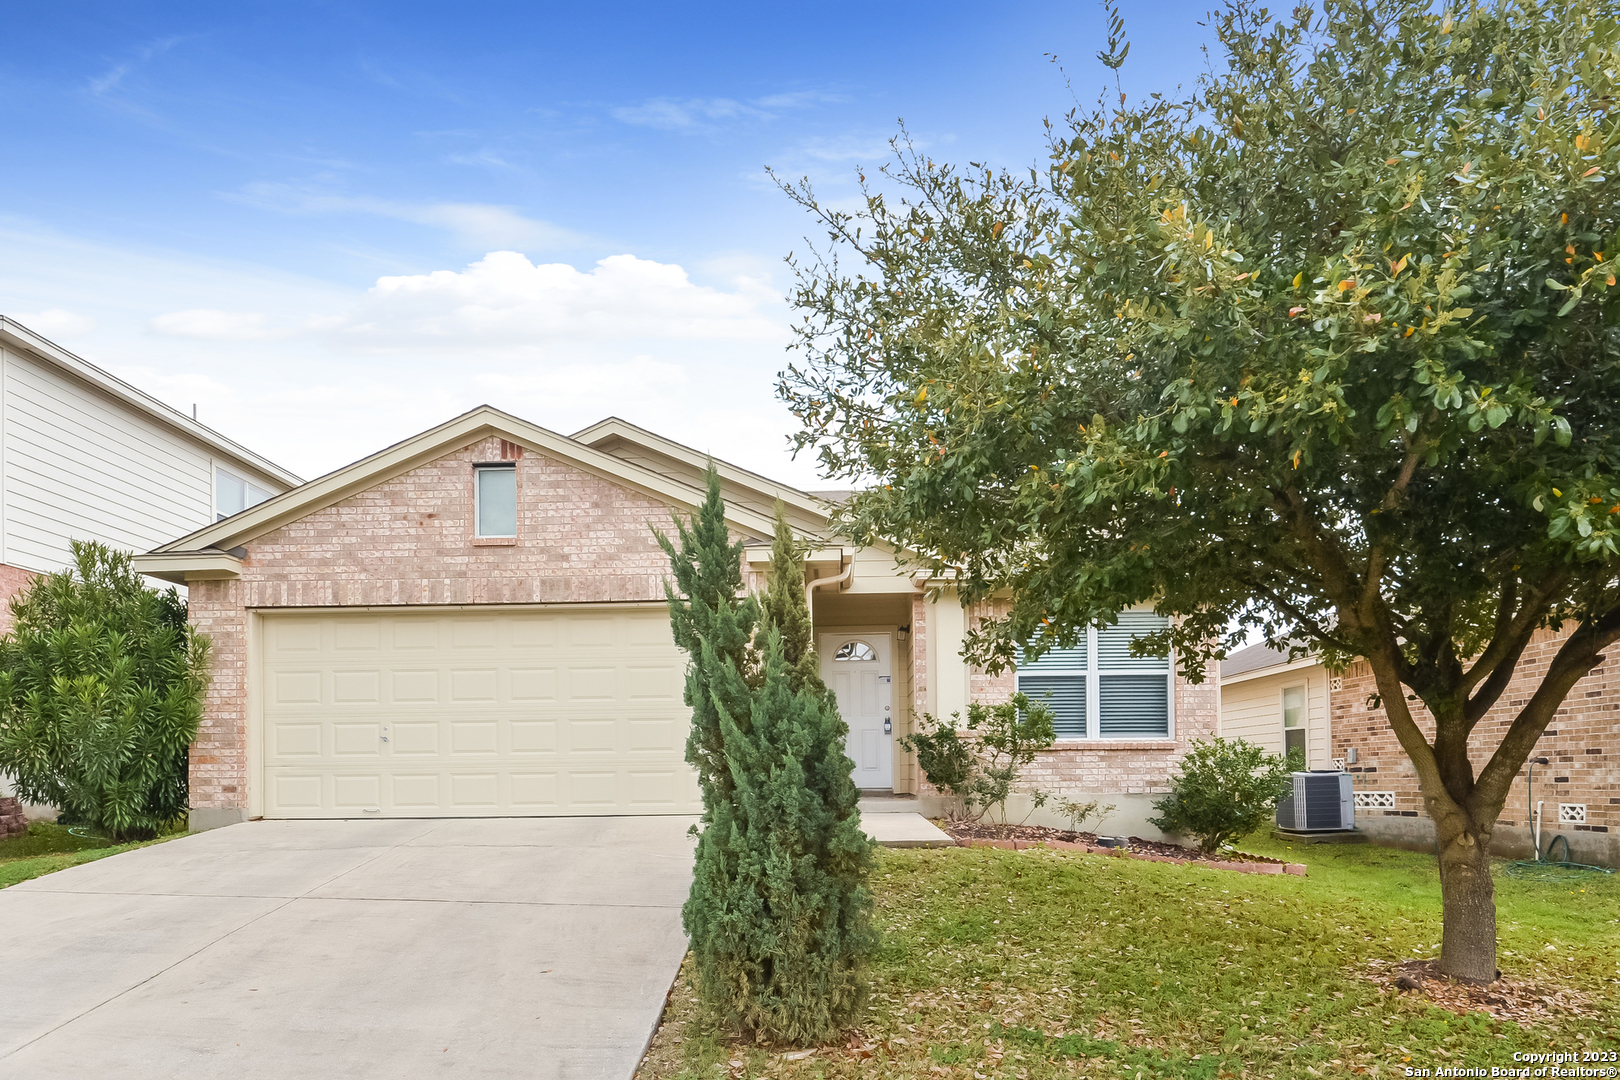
(1434, 812, 1498, 983)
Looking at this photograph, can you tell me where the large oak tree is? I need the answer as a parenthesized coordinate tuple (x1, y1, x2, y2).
(775, 0, 1619, 982)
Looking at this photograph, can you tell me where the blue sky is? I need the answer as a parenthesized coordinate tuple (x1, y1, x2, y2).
(0, 2, 1220, 484)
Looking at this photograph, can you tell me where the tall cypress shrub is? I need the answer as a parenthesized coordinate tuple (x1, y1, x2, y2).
(661, 478, 876, 1045)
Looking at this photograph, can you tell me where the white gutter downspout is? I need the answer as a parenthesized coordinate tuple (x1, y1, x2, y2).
(805, 555, 854, 613)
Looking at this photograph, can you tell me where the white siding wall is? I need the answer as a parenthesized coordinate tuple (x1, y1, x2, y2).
(1, 345, 272, 572)
(1219, 665, 1330, 768)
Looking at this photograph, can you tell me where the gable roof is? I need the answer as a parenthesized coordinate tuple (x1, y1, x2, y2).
(571, 416, 837, 528)
(0, 316, 300, 488)
(134, 405, 801, 582)
(1220, 640, 1320, 683)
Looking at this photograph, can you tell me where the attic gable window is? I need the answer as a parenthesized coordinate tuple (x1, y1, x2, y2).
(216, 466, 274, 521)
(474, 463, 517, 538)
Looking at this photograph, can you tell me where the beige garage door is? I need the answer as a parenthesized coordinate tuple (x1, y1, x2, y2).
(259, 607, 699, 818)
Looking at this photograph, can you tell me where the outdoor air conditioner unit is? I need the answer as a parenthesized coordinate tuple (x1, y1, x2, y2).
(1276, 771, 1354, 831)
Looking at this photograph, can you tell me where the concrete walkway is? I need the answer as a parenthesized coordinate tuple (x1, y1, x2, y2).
(0, 817, 697, 1080)
(858, 796, 955, 848)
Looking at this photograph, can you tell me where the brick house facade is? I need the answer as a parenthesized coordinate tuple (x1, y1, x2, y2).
(1220, 628, 1618, 867)
(138, 407, 1218, 834)
(1331, 625, 1617, 867)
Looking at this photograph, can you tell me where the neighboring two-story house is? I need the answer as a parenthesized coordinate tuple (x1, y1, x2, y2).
(0, 317, 298, 611)
(0, 316, 298, 819)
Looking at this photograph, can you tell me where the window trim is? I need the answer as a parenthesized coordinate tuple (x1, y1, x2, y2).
(472, 462, 519, 540)
(1013, 609, 1175, 742)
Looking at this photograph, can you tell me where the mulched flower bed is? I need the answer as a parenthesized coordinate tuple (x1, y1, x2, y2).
(938, 820, 1307, 876)
(1363, 958, 1597, 1024)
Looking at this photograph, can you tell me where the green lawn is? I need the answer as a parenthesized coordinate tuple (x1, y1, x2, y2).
(0, 820, 172, 889)
(639, 838, 1620, 1079)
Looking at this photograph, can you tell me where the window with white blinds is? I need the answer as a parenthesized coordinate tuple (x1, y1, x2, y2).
(1015, 610, 1172, 739)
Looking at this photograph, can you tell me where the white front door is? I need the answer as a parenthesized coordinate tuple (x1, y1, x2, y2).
(819, 633, 894, 791)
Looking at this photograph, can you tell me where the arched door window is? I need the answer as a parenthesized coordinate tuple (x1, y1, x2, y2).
(833, 641, 876, 661)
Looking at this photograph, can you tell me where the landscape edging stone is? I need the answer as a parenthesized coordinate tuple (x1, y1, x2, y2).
(958, 837, 1307, 876)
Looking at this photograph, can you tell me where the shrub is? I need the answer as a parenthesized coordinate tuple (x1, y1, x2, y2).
(902, 693, 1056, 823)
(1148, 737, 1290, 854)
(896, 714, 975, 804)
(660, 480, 875, 1045)
(0, 542, 210, 841)
(1054, 796, 1116, 835)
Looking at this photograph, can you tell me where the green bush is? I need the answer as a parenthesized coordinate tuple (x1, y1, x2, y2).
(1148, 737, 1290, 854)
(1053, 796, 1116, 835)
(896, 714, 976, 802)
(0, 542, 210, 841)
(902, 693, 1056, 823)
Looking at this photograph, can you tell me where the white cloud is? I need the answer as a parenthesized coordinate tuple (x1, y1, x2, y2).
(320, 251, 788, 347)
(610, 90, 845, 133)
(610, 98, 763, 131)
(7, 307, 97, 337)
(232, 183, 587, 250)
(0, 223, 823, 487)
(148, 309, 289, 341)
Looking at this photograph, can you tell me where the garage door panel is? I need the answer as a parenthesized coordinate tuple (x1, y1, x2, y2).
(269, 619, 324, 653)
(566, 771, 619, 807)
(510, 668, 558, 701)
(273, 671, 323, 705)
(389, 773, 441, 808)
(332, 722, 382, 756)
(271, 723, 322, 758)
(390, 670, 440, 702)
(261, 608, 698, 817)
(566, 667, 616, 700)
(272, 774, 324, 810)
(391, 620, 439, 650)
(627, 718, 679, 753)
(333, 619, 381, 652)
(449, 773, 500, 807)
(449, 669, 499, 701)
(450, 720, 499, 755)
(392, 722, 441, 755)
(332, 671, 381, 703)
(509, 618, 557, 649)
(451, 618, 499, 650)
(569, 618, 614, 648)
(510, 720, 557, 753)
(510, 772, 558, 807)
(332, 774, 381, 808)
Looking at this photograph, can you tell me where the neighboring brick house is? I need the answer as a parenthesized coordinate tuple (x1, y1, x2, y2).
(134, 406, 1216, 835)
(1332, 628, 1616, 868)
(1218, 634, 1618, 868)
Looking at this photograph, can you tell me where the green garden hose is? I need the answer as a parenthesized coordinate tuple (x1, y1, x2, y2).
(1504, 834, 1614, 879)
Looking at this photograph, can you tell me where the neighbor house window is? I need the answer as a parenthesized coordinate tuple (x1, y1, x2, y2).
(1015, 610, 1172, 739)
(215, 466, 275, 521)
(474, 464, 517, 537)
(1282, 685, 1306, 764)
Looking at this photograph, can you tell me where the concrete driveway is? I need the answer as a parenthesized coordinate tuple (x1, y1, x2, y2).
(0, 817, 697, 1079)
